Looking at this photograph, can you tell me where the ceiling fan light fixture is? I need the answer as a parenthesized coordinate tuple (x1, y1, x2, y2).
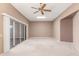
(36, 16, 46, 19)
(32, 3, 51, 15)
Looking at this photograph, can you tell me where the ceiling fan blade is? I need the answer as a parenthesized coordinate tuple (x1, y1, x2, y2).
(40, 3, 43, 4)
(44, 9, 51, 12)
(40, 3, 43, 7)
(31, 7, 38, 9)
(41, 10, 44, 15)
(33, 11, 39, 14)
(41, 4, 46, 9)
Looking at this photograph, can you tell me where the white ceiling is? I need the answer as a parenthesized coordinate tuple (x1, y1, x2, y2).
(11, 3, 72, 21)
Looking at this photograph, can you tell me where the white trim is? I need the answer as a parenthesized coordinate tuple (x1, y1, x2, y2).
(13, 21, 15, 46)
(29, 37, 53, 39)
(2, 13, 29, 52)
(19, 24, 21, 43)
(24, 25, 25, 40)
(2, 13, 27, 26)
(3, 15, 10, 52)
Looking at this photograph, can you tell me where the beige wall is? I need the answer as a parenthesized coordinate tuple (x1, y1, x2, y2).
(55, 3, 79, 20)
(29, 21, 53, 38)
(52, 20, 60, 40)
(60, 17, 73, 42)
(52, 3, 79, 41)
(0, 3, 29, 54)
(73, 11, 79, 52)
(52, 3, 79, 52)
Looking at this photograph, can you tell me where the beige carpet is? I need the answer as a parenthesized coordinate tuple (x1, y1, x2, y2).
(1, 37, 79, 56)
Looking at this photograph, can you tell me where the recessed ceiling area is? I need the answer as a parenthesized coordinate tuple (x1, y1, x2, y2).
(11, 3, 72, 21)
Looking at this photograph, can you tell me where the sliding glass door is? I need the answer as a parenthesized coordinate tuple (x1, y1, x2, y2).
(10, 19, 14, 48)
(15, 21, 20, 45)
(3, 13, 28, 52)
(20, 24, 25, 42)
(10, 19, 27, 49)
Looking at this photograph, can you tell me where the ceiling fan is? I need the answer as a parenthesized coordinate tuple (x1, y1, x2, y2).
(31, 3, 52, 15)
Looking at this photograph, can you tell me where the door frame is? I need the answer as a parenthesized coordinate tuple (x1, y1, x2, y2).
(2, 13, 29, 53)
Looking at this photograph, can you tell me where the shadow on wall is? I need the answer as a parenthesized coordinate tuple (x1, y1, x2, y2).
(60, 12, 77, 42)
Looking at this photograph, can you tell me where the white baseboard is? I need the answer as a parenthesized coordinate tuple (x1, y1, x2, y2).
(29, 37, 54, 39)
